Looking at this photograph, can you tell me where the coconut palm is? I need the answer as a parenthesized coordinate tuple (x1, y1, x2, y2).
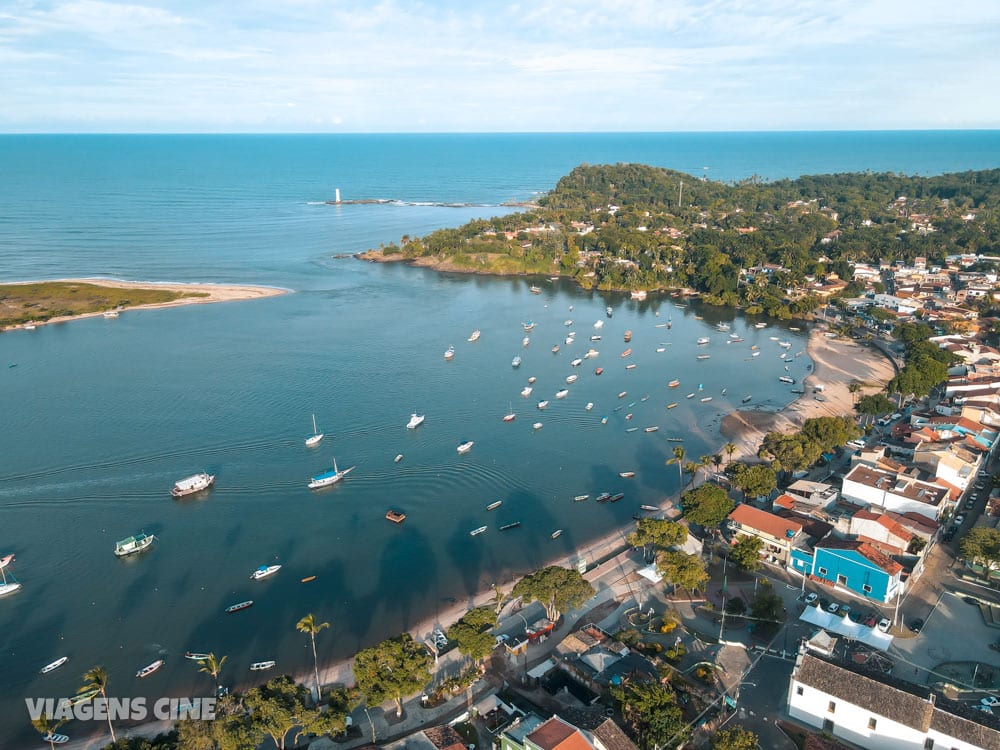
(667, 445, 686, 484)
(723, 442, 737, 464)
(297, 613, 330, 701)
(711, 454, 723, 473)
(197, 653, 227, 695)
(699, 455, 712, 482)
(31, 714, 66, 750)
(848, 382, 862, 403)
(80, 666, 115, 742)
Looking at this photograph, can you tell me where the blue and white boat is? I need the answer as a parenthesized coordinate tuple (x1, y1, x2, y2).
(308, 458, 355, 489)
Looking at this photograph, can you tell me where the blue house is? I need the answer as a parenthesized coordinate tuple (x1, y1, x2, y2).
(810, 539, 903, 604)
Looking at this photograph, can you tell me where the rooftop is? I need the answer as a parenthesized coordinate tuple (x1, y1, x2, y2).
(842, 464, 948, 507)
(728, 503, 804, 540)
(527, 716, 594, 750)
(814, 538, 904, 576)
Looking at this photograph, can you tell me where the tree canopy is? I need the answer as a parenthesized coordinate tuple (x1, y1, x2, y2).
(681, 483, 734, 527)
(728, 462, 777, 500)
(712, 727, 760, 750)
(656, 550, 709, 592)
(627, 518, 688, 554)
(353, 634, 432, 717)
(960, 527, 1000, 579)
(611, 678, 690, 750)
(446, 606, 498, 664)
(729, 536, 764, 571)
(512, 565, 595, 621)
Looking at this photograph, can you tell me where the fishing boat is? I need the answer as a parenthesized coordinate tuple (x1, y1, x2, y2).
(42, 734, 69, 745)
(394, 454, 404, 463)
(666, 403, 678, 409)
(486, 500, 503, 511)
(571, 357, 583, 366)
(521, 386, 533, 397)
(624, 330, 632, 342)
(386, 509, 406, 523)
(512, 355, 522, 368)
(114, 533, 155, 558)
(444, 345, 455, 361)
(308, 458, 355, 489)
(407, 413, 425, 429)
(301, 576, 316, 583)
(697, 337, 710, 345)
(457, 441, 475, 454)
(225, 600, 253, 613)
(596, 493, 612, 503)
(470, 526, 487, 536)
(566, 374, 578, 384)
(625, 412, 634, 420)
(619, 471, 636, 478)
(136, 660, 164, 679)
(621, 348, 632, 358)
(171, 472, 215, 498)
(556, 389, 569, 399)
(305, 414, 324, 447)
(625, 364, 637, 370)
(696, 354, 710, 360)
(523, 320, 536, 331)
(645, 426, 659, 433)
(585, 402, 594, 411)
(618, 391, 627, 398)
(0, 553, 14, 569)
(537, 400, 548, 409)
(701, 397, 713, 403)
(640, 505, 660, 512)
(595, 367, 604, 375)
(68, 690, 98, 707)
(185, 652, 211, 661)
(551, 345, 560, 353)
(551, 530, 563, 539)
(668, 379, 680, 388)
(39, 657, 68, 674)
(573, 494, 589, 502)
(250, 661, 276, 671)
(468, 329, 481, 342)
(528, 376, 537, 384)
(499, 521, 521, 531)
(533, 422, 543, 430)
(250, 564, 281, 580)
(779, 376, 795, 384)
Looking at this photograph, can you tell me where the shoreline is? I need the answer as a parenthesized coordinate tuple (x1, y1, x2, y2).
(1, 278, 288, 332)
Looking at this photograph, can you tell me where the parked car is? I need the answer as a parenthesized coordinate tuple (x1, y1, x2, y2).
(864, 614, 878, 627)
(804, 593, 818, 606)
(965, 499, 975, 509)
(908, 618, 924, 633)
(981, 696, 1000, 708)
(838, 605, 851, 619)
(826, 602, 840, 614)
(877, 618, 891, 632)
(955, 514, 966, 525)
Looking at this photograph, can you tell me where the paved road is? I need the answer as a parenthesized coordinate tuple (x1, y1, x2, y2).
(726, 653, 797, 750)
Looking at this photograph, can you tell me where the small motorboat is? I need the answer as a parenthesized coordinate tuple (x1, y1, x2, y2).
(566, 374, 578, 384)
(528, 376, 537, 384)
(407, 413, 425, 429)
(533, 422, 543, 430)
(590, 334, 602, 341)
(573, 494, 589, 502)
(521, 386, 533, 397)
(394, 454, 404, 463)
(385, 510, 406, 524)
(523, 320, 536, 331)
(585, 402, 594, 411)
(468, 330, 481, 342)
(641, 395, 650, 402)
(522, 336, 530, 347)
(499, 521, 521, 531)
(701, 396, 712, 402)
(619, 471, 636, 478)
(618, 391, 627, 399)
(564, 319, 573, 326)
(39, 657, 68, 674)
(625, 413, 633, 421)
(668, 379, 680, 388)
(686, 393, 695, 399)
(537, 400, 549, 409)
(640, 504, 660, 512)
(444, 346, 455, 361)
(596, 493, 612, 503)
(645, 426, 659, 433)
(225, 600, 254, 614)
(624, 330, 632, 342)
(666, 403, 678, 409)
(470, 526, 487, 536)
(486, 500, 503, 511)
(250, 661, 276, 671)
(552, 345, 560, 353)
(600, 417, 608, 424)
(594, 319, 604, 329)
(530, 286, 541, 294)
(696, 354, 710, 360)
(556, 389, 569, 399)
(667, 437, 684, 442)
(512, 356, 522, 368)
(457, 441, 475, 454)
(301, 576, 317, 583)
(626, 427, 639, 432)
(625, 364, 637, 370)
(742, 395, 752, 403)
(595, 367, 604, 375)
(185, 652, 211, 661)
(621, 348, 632, 358)
(571, 357, 583, 367)
(610, 493, 625, 503)
(656, 347, 666, 353)
(136, 660, 164, 679)
(551, 529, 563, 539)
(251, 564, 281, 580)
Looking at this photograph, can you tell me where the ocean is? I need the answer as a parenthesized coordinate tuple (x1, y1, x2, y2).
(0, 132, 997, 746)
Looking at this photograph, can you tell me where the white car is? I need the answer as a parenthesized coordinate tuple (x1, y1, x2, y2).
(877, 618, 891, 632)
(804, 593, 818, 606)
(826, 602, 839, 614)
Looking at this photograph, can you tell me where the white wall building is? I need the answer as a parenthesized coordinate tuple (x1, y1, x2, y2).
(841, 464, 948, 521)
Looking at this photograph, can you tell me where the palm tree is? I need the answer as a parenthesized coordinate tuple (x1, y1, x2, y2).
(31, 714, 66, 750)
(711, 454, 723, 474)
(491, 583, 506, 616)
(80, 666, 115, 742)
(667, 445, 686, 485)
(683, 461, 699, 486)
(723, 442, 737, 465)
(297, 613, 330, 701)
(198, 653, 227, 695)
(848, 382, 862, 404)
(699, 455, 712, 482)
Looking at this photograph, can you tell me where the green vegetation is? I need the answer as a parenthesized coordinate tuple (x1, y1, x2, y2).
(0, 281, 203, 327)
(960, 527, 1000, 580)
(730, 536, 765, 571)
(368, 163, 1000, 304)
(856, 393, 895, 416)
(760, 416, 860, 472)
(353, 634, 432, 717)
(680, 482, 734, 527)
(446, 606, 498, 664)
(887, 322, 959, 399)
(296, 613, 330, 700)
(728, 462, 777, 500)
(611, 677, 690, 750)
(712, 727, 760, 750)
(628, 518, 688, 557)
(656, 550, 709, 592)
(512, 565, 595, 621)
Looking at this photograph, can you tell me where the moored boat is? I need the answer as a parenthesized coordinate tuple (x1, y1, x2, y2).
(42, 733, 69, 745)
(585, 402, 594, 411)
(566, 374, 578, 384)
(457, 441, 475, 454)
(640, 505, 660, 512)
(619, 471, 636, 478)
(386, 509, 406, 523)
(468, 329, 481, 342)
(667, 437, 684, 442)
(532, 422, 543, 430)
(666, 402, 678, 409)
(571, 357, 583, 366)
(609, 493, 625, 503)
(696, 337, 710, 345)
(700, 396, 713, 402)
(499, 521, 521, 531)
(742, 395, 752, 403)
(470, 526, 487, 536)
(551, 345, 560, 353)
(528, 376, 537, 384)
(626, 427, 638, 432)
(595, 492, 612, 503)
(686, 393, 695, 399)
(136, 660, 164, 679)
(537, 400, 548, 409)
(668, 379, 680, 388)
(555, 389, 569, 399)
(573, 494, 589, 502)
(250, 661, 276, 671)
(621, 348, 632, 358)
(171, 472, 215, 498)
(407, 413, 426, 429)
(551, 529, 563, 539)
(595, 367, 604, 375)
(779, 375, 795, 384)
(645, 426, 659, 433)
(523, 320, 535, 331)
(114, 533, 155, 558)
(512, 355, 522, 368)
(251, 564, 281, 580)
(522, 336, 530, 346)
(301, 576, 316, 583)
(39, 656, 68, 674)
(103, 309, 119, 318)
(625, 364, 637, 370)
(696, 354, 710, 360)
(530, 286, 541, 294)
(606, 306, 613, 317)
(308, 458, 355, 489)
(185, 652, 211, 661)
(305, 414, 324, 448)
(656, 347, 666, 353)
(624, 330, 632, 342)
(0, 553, 14, 569)
(521, 386, 533, 397)
(618, 391, 627, 398)
(444, 345, 455, 361)
(486, 500, 503, 511)
(395, 454, 404, 463)
(503, 412, 516, 422)
(225, 600, 253, 613)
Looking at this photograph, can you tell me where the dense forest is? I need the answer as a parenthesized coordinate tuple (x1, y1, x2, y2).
(367, 164, 1000, 315)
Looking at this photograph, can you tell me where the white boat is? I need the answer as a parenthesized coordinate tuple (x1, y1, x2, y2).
(696, 354, 710, 360)
(486, 500, 503, 511)
(751, 351, 761, 357)
(571, 357, 583, 366)
(250, 661, 276, 671)
(564, 319, 573, 326)
(697, 337, 710, 345)
(171, 472, 215, 498)
(552, 345, 560, 353)
(39, 656, 68, 674)
(512, 355, 522, 368)
(537, 400, 548, 409)
(470, 526, 487, 536)
(528, 376, 536, 384)
(522, 336, 530, 347)
(136, 659, 164, 678)
(656, 347, 666, 353)
(594, 320, 604, 329)
(103, 310, 119, 319)
(185, 652, 211, 660)
(457, 441, 475, 454)
(574, 494, 589, 502)
(503, 403, 516, 422)
(305, 414, 324, 447)
(23, 323, 36, 330)
(625, 364, 637, 370)
(308, 458, 355, 489)
(533, 422, 543, 430)
(590, 334, 602, 341)
(606, 306, 613, 317)
(468, 330, 481, 342)
(521, 386, 533, 397)
(701, 397, 713, 403)
(564, 337, 574, 345)
(42, 733, 69, 745)
(251, 564, 281, 580)
(645, 426, 659, 433)
(555, 389, 569, 399)
(584, 348, 599, 359)
(394, 453, 403, 463)
(530, 286, 541, 294)
(407, 413, 425, 429)
(523, 320, 536, 331)
(779, 376, 795, 384)
(600, 417, 608, 424)
(755, 322, 767, 328)
(585, 402, 594, 411)
(566, 374, 578, 384)
(551, 530, 563, 539)
(620, 471, 636, 478)
(114, 533, 155, 557)
(0, 553, 13, 569)
(444, 345, 455, 360)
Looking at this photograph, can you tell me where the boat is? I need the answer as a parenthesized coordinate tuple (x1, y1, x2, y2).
(444, 345, 455, 361)
(185, 652, 211, 661)
(697, 337, 710, 345)
(556, 389, 569, 399)
(394, 454, 403, 463)
(503, 410, 516, 423)
(594, 319, 604, 329)
(103, 310, 119, 319)
(789, 326, 801, 331)
(779, 376, 795, 384)
(250, 661, 276, 671)
(596, 493, 612, 503)
(522, 336, 530, 347)
(585, 402, 594, 411)
(621, 348, 632, 358)
(742, 395, 752, 403)
(407, 413, 425, 429)
(666, 403, 678, 409)
(171, 472, 215, 498)
(625, 364, 637, 370)
(532, 422, 543, 430)
(700, 397, 713, 402)
(624, 330, 632, 342)
(779, 341, 792, 349)
(755, 322, 767, 328)
(751, 351, 761, 357)
(667, 437, 684, 443)
(619, 471, 636, 478)
(486, 500, 503, 511)
(457, 441, 475, 454)
(610, 493, 625, 503)
(523, 320, 536, 331)
(729, 337, 744, 343)
(39, 657, 68, 674)
(69, 689, 99, 706)
(551, 345, 560, 353)
(590, 335, 602, 341)
(528, 376, 536, 384)
(566, 374, 578, 384)
(750, 345, 759, 350)
(601, 417, 608, 424)
(386, 509, 406, 523)
(564, 319, 573, 326)
(499, 521, 521, 531)
(251, 564, 281, 580)
(23, 323, 36, 330)
(668, 379, 680, 388)
(468, 330, 481, 342)
(136, 660, 164, 679)
(305, 414, 324, 447)
(698, 383, 704, 391)
(791, 388, 805, 394)
(225, 600, 253, 613)
(696, 354, 710, 360)
(42, 734, 69, 745)
(645, 426, 659, 433)
(585, 348, 598, 359)
(721, 388, 727, 395)
(573, 494, 589, 502)
(114, 533, 155, 558)
(640, 505, 660, 512)
(571, 357, 583, 366)
(470, 526, 487, 536)
(626, 427, 639, 432)
(716, 322, 730, 331)
(530, 286, 541, 294)
(618, 391, 627, 398)
(565, 336, 574, 345)
(301, 576, 316, 583)
(656, 347, 666, 353)
(521, 386, 533, 397)
(512, 356, 522, 368)
(308, 458, 355, 489)
(631, 290, 647, 300)
(769, 336, 779, 341)
(551, 530, 563, 539)
(537, 400, 548, 409)
(0, 554, 14, 569)
(686, 393, 695, 399)
(595, 367, 604, 375)
(606, 306, 613, 317)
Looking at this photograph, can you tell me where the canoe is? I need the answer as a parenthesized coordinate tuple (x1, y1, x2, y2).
(250, 660, 276, 671)
(225, 600, 254, 613)
(301, 576, 317, 583)
(39, 657, 68, 674)
(136, 659, 164, 678)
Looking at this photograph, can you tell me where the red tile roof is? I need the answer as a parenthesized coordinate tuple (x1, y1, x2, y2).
(728, 504, 803, 540)
(527, 717, 594, 750)
(815, 539, 903, 575)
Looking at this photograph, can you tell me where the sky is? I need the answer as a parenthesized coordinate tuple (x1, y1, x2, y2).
(1, 0, 999, 133)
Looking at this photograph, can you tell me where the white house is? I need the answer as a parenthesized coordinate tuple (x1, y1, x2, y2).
(788, 648, 1000, 749)
(840, 464, 948, 521)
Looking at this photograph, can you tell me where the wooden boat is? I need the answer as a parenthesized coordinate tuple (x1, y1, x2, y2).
(251, 564, 281, 580)
(573, 494, 589, 502)
(619, 471, 636, 478)
(499, 521, 521, 531)
(666, 403, 678, 409)
(225, 600, 254, 613)
(624, 330, 632, 342)
(470, 526, 487, 536)
(68, 689, 99, 707)
(618, 391, 627, 398)
(250, 661, 276, 671)
(621, 348, 632, 358)
(114, 533, 155, 558)
(609, 493, 625, 503)
(486, 500, 503, 510)
(171, 472, 215, 498)
(669, 380, 682, 388)
(136, 660, 164, 679)
(385, 510, 406, 524)
(39, 657, 68, 674)
(551, 529, 563, 539)
(185, 652, 211, 661)
(305, 414, 324, 447)
(301, 576, 316, 583)
(645, 426, 659, 433)
(595, 493, 612, 503)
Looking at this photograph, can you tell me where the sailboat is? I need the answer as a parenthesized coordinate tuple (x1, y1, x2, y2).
(0, 564, 21, 598)
(305, 414, 324, 447)
(308, 458, 355, 489)
(503, 402, 516, 422)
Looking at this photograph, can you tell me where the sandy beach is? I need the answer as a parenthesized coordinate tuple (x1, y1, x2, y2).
(2, 278, 287, 331)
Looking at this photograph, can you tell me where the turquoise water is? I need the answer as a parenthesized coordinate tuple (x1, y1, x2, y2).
(0, 132, 998, 746)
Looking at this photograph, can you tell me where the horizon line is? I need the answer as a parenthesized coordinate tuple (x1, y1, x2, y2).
(1, 128, 999, 137)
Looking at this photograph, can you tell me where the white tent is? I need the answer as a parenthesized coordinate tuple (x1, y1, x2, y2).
(637, 564, 663, 583)
(799, 606, 894, 651)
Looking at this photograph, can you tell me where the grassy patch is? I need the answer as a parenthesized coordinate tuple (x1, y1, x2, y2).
(0, 282, 205, 327)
